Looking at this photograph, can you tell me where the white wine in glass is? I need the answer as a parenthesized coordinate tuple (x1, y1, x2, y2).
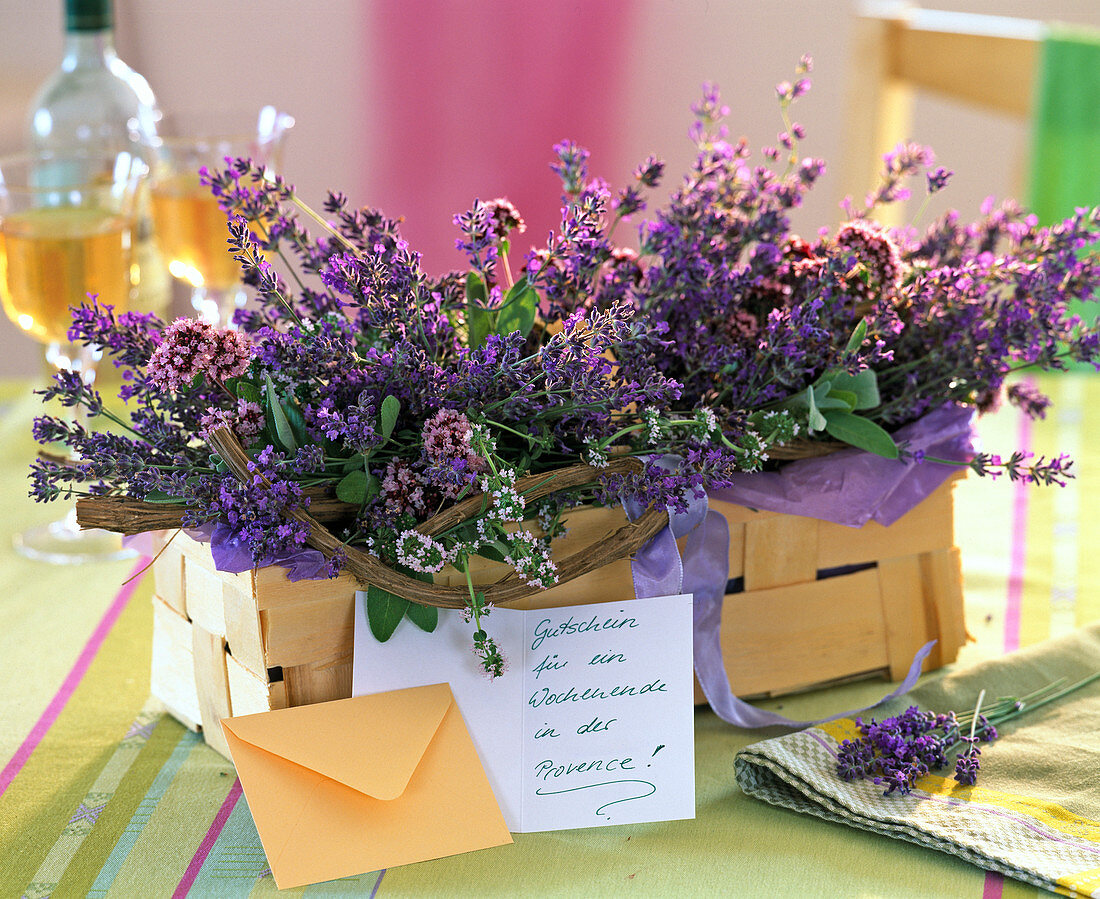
(150, 106, 293, 326)
(0, 149, 146, 563)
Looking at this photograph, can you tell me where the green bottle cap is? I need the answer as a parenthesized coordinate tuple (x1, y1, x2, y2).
(65, 0, 113, 32)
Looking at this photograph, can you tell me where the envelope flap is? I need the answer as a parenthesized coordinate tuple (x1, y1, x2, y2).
(221, 683, 454, 800)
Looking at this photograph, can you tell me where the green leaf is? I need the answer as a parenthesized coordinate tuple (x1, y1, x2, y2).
(465, 270, 488, 304)
(235, 380, 262, 405)
(342, 453, 365, 474)
(496, 279, 538, 338)
(264, 374, 298, 453)
(468, 306, 491, 350)
(364, 474, 381, 499)
(141, 489, 186, 504)
(336, 469, 368, 505)
(284, 403, 308, 446)
(365, 584, 410, 642)
(804, 386, 827, 432)
(379, 395, 400, 442)
(823, 410, 899, 458)
(821, 389, 858, 411)
(475, 540, 509, 564)
(404, 601, 438, 633)
(829, 369, 881, 410)
(465, 271, 491, 349)
(844, 319, 868, 356)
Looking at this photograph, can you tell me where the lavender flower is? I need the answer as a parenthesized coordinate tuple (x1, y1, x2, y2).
(836, 678, 1097, 796)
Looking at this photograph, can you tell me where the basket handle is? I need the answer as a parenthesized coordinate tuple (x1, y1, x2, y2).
(207, 428, 669, 608)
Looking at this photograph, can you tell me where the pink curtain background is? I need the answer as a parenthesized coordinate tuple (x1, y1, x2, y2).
(366, 0, 639, 274)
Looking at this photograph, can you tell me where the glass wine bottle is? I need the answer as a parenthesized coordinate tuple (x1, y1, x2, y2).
(26, 0, 171, 319)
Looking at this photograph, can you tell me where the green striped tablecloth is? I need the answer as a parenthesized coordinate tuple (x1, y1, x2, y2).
(1, 373, 1098, 897)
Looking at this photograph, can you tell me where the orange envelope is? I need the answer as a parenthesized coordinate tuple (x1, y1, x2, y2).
(221, 683, 512, 889)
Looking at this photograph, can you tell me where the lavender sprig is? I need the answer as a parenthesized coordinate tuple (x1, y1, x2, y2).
(836, 671, 1100, 795)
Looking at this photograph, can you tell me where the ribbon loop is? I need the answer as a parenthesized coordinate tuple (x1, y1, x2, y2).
(629, 479, 933, 729)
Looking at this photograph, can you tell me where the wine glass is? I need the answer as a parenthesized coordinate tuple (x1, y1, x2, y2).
(149, 106, 293, 327)
(0, 149, 147, 563)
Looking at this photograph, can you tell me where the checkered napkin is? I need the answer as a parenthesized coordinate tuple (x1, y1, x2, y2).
(735, 625, 1100, 897)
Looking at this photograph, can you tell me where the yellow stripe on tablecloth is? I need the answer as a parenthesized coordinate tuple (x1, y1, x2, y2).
(911, 774, 1100, 844)
(818, 718, 862, 743)
(101, 738, 237, 896)
(810, 719, 1100, 846)
(1057, 865, 1100, 897)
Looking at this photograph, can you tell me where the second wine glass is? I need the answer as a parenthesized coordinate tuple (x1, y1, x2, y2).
(149, 106, 293, 326)
(0, 149, 146, 562)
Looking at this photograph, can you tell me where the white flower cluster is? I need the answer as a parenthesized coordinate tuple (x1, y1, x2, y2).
(692, 407, 719, 443)
(737, 429, 769, 472)
(468, 422, 497, 456)
(504, 530, 559, 588)
(536, 499, 568, 540)
(395, 529, 448, 573)
(481, 467, 525, 523)
(758, 410, 800, 444)
(460, 601, 494, 624)
(583, 438, 609, 469)
(489, 484, 526, 522)
(642, 407, 666, 446)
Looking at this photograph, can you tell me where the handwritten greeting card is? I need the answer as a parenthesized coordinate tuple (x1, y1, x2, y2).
(352, 594, 695, 833)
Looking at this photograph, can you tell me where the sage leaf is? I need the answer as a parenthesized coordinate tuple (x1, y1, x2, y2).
(405, 601, 438, 633)
(141, 489, 186, 504)
(465, 270, 487, 304)
(830, 369, 881, 410)
(264, 374, 298, 453)
(496, 277, 538, 338)
(336, 469, 368, 505)
(822, 388, 858, 411)
(805, 386, 827, 432)
(823, 410, 899, 458)
(365, 584, 409, 642)
(342, 453, 365, 474)
(844, 319, 868, 355)
(468, 306, 491, 350)
(379, 395, 400, 442)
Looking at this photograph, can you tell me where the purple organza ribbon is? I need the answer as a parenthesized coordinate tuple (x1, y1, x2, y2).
(625, 456, 934, 730)
(710, 403, 977, 527)
(188, 522, 332, 581)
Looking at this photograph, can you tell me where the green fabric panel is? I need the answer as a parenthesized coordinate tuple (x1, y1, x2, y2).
(1028, 24, 1100, 348)
(1028, 25, 1100, 227)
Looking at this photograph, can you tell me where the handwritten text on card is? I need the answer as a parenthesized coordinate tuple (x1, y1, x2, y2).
(352, 594, 695, 833)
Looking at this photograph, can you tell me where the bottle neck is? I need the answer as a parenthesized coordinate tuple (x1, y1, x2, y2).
(60, 28, 117, 71)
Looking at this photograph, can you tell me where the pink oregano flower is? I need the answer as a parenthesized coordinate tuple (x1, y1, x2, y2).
(147, 318, 253, 392)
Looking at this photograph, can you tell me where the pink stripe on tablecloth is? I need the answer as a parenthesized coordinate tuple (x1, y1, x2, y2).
(1003, 385, 1034, 654)
(981, 870, 1004, 897)
(0, 556, 150, 798)
(172, 777, 243, 899)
